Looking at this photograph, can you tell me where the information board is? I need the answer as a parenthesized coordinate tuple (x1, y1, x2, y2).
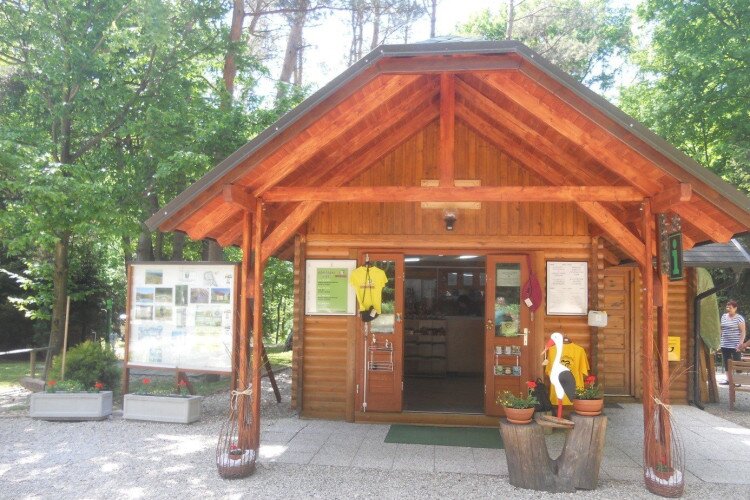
(305, 260, 357, 315)
(546, 261, 588, 316)
(127, 263, 237, 372)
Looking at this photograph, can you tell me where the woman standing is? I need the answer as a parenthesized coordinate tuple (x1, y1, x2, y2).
(719, 300, 747, 384)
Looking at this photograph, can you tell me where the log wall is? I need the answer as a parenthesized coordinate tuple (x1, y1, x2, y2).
(293, 120, 693, 419)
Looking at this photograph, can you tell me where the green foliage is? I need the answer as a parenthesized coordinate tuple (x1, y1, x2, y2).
(49, 341, 120, 389)
(620, 0, 750, 194)
(459, 0, 633, 90)
(498, 388, 539, 409)
(263, 257, 294, 344)
(46, 379, 87, 393)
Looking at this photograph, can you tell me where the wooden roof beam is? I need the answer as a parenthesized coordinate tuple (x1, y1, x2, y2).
(456, 75, 611, 188)
(376, 54, 521, 74)
(576, 201, 646, 268)
(223, 184, 254, 210)
(651, 183, 692, 213)
(250, 75, 439, 196)
(260, 98, 441, 260)
(439, 73, 455, 186)
(263, 186, 644, 203)
(484, 73, 663, 195)
(671, 203, 734, 243)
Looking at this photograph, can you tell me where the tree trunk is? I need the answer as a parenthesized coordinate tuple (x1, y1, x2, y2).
(44, 234, 71, 380)
(223, 0, 245, 101)
(370, 0, 381, 50)
(122, 235, 133, 264)
(276, 0, 309, 103)
(154, 231, 164, 261)
(429, 0, 437, 38)
(171, 232, 186, 261)
(202, 239, 224, 261)
(506, 0, 514, 40)
(136, 223, 154, 261)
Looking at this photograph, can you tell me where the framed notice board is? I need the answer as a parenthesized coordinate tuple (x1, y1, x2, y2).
(126, 262, 238, 372)
(305, 260, 357, 315)
(546, 261, 588, 316)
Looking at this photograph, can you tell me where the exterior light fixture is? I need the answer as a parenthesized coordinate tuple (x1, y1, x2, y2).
(443, 209, 457, 231)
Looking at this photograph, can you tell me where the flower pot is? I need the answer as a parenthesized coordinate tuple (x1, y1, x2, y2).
(573, 398, 603, 416)
(503, 406, 534, 424)
(123, 394, 202, 424)
(30, 391, 113, 421)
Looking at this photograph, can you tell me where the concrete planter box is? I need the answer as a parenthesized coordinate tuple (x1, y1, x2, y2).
(30, 391, 113, 421)
(123, 394, 202, 424)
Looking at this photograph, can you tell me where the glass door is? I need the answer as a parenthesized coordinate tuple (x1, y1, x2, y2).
(356, 253, 404, 413)
(484, 256, 530, 416)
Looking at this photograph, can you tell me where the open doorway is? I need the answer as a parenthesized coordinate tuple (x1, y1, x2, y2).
(403, 254, 485, 413)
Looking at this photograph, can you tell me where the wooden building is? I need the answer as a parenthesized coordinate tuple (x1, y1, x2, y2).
(146, 41, 750, 434)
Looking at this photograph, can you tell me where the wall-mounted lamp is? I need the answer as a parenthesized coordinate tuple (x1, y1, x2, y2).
(443, 209, 457, 231)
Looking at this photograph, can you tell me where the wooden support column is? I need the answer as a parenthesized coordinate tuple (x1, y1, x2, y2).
(640, 200, 655, 431)
(655, 218, 670, 401)
(237, 208, 252, 449)
(251, 199, 264, 453)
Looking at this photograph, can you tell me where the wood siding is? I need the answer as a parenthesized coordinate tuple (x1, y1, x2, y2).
(307, 122, 590, 238)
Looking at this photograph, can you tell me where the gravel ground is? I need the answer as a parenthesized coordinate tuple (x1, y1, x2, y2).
(1, 371, 750, 499)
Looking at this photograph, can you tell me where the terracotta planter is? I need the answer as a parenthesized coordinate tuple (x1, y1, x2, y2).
(573, 398, 604, 416)
(503, 406, 534, 424)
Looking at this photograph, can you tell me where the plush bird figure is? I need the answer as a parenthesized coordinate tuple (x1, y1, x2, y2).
(544, 332, 576, 420)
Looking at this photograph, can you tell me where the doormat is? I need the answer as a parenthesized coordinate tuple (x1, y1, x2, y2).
(384, 425, 503, 449)
(604, 402, 623, 409)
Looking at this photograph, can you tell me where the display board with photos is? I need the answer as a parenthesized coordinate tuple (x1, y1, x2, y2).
(127, 263, 237, 372)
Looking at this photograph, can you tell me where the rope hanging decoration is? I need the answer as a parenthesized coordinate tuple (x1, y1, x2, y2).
(216, 295, 256, 479)
(643, 365, 687, 497)
(216, 387, 256, 478)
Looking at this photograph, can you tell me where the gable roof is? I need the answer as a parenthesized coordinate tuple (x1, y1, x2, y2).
(146, 40, 750, 253)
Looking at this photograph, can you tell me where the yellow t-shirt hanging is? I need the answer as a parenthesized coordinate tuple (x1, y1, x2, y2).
(349, 265, 389, 313)
(544, 342, 590, 406)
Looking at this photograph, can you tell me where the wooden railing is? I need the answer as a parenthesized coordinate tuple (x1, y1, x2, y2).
(0, 347, 49, 378)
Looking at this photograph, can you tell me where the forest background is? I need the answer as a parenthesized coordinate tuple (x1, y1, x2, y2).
(0, 0, 748, 371)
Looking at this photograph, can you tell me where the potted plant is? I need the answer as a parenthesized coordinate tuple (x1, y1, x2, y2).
(498, 381, 539, 424)
(216, 440, 256, 478)
(573, 374, 604, 416)
(30, 379, 113, 421)
(123, 377, 203, 424)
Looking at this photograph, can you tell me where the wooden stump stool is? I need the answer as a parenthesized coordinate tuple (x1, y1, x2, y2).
(499, 413, 607, 493)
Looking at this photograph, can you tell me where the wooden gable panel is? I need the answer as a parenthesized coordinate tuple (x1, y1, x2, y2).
(246, 75, 437, 195)
(308, 122, 590, 238)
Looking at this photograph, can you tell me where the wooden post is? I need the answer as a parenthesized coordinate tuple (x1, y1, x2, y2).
(121, 265, 133, 396)
(238, 209, 252, 449)
(641, 200, 655, 432)
(61, 296, 71, 381)
(251, 199, 264, 453)
(30, 349, 37, 378)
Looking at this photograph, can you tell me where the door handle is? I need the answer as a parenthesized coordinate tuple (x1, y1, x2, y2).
(523, 327, 529, 346)
(395, 312, 402, 322)
(486, 319, 494, 331)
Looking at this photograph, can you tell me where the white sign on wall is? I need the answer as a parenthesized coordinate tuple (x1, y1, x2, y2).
(546, 261, 588, 316)
(127, 263, 237, 372)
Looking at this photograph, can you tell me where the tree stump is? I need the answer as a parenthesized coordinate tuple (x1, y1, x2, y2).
(499, 413, 607, 493)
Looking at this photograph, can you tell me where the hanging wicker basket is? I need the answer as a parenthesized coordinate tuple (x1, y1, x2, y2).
(216, 391, 256, 480)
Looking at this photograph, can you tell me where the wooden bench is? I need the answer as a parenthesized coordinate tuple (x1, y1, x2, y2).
(727, 359, 750, 410)
(499, 413, 607, 493)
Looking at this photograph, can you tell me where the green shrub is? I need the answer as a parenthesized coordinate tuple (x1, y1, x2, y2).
(49, 341, 120, 390)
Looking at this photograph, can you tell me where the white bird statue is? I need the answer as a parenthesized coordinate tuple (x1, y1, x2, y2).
(544, 332, 576, 420)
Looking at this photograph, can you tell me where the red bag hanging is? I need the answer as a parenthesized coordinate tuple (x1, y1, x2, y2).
(522, 255, 542, 312)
